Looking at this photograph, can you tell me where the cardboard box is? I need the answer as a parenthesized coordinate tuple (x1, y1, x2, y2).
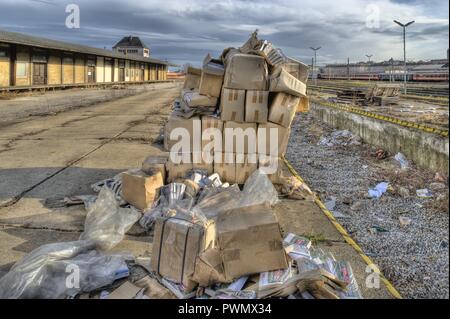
(193, 151, 214, 175)
(199, 54, 224, 98)
(216, 204, 288, 281)
(270, 67, 307, 97)
(281, 59, 310, 83)
(297, 96, 310, 113)
(121, 169, 164, 210)
(182, 90, 218, 108)
(183, 66, 202, 90)
(141, 153, 169, 182)
(164, 113, 200, 152)
(214, 152, 236, 183)
(223, 121, 257, 154)
(166, 153, 194, 182)
(257, 122, 291, 156)
(220, 88, 245, 122)
(201, 116, 223, 154)
(268, 92, 300, 128)
(245, 90, 269, 123)
(235, 154, 258, 184)
(223, 53, 268, 90)
(151, 216, 216, 292)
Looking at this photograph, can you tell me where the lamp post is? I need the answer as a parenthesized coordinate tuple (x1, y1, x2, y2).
(310, 47, 321, 85)
(394, 20, 415, 94)
(366, 54, 373, 81)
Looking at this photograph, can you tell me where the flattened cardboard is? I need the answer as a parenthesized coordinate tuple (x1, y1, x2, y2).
(220, 88, 245, 122)
(213, 152, 236, 183)
(235, 154, 258, 184)
(223, 121, 257, 155)
(121, 169, 164, 210)
(217, 204, 288, 281)
(151, 216, 216, 292)
(268, 92, 300, 128)
(182, 91, 218, 107)
(270, 67, 307, 97)
(223, 53, 268, 90)
(245, 90, 269, 123)
(257, 122, 291, 156)
(107, 281, 143, 299)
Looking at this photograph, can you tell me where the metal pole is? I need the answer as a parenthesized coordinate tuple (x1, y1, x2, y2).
(314, 51, 317, 86)
(403, 26, 407, 94)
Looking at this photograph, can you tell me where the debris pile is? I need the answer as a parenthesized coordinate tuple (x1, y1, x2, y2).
(0, 32, 363, 300)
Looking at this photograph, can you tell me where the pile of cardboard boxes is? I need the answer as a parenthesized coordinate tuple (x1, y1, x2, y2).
(164, 32, 310, 185)
(117, 34, 360, 299)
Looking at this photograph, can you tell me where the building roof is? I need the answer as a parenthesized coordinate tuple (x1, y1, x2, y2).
(0, 29, 167, 65)
(113, 36, 147, 48)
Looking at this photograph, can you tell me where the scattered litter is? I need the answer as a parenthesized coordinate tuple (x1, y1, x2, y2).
(44, 195, 97, 210)
(394, 152, 410, 170)
(368, 182, 389, 198)
(369, 226, 389, 234)
(107, 281, 144, 299)
(416, 189, 433, 198)
(399, 217, 412, 227)
(318, 130, 362, 147)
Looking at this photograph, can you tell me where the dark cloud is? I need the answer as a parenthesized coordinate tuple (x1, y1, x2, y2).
(0, 0, 448, 66)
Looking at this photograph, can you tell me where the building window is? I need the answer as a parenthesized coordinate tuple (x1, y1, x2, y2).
(0, 50, 7, 57)
(16, 62, 28, 77)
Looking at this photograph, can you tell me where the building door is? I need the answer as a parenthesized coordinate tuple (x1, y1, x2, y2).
(87, 66, 95, 83)
(140, 68, 145, 81)
(119, 68, 125, 82)
(33, 63, 47, 85)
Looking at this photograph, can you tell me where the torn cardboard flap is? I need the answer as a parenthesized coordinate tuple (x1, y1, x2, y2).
(268, 92, 300, 128)
(245, 90, 269, 124)
(193, 248, 229, 287)
(220, 88, 245, 122)
(217, 204, 288, 281)
(203, 54, 225, 76)
(183, 66, 202, 90)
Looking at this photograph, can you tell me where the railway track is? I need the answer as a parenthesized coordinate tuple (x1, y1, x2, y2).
(309, 82, 449, 99)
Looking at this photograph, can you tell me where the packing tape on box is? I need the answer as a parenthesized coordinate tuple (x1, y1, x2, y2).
(281, 156, 403, 299)
(311, 97, 449, 138)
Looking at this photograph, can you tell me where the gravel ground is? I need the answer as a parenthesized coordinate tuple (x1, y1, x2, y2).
(285, 107, 449, 299)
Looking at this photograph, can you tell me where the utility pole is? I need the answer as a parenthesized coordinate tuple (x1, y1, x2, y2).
(347, 58, 350, 81)
(366, 54, 373, 82)
(394, 20, 415, 94)
(310, 47, 321, 85)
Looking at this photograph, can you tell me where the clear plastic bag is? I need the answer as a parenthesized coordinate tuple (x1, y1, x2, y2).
(0, 240, 131, 299)
(79, 187, 141, 250)
(239, 169, 279, 207)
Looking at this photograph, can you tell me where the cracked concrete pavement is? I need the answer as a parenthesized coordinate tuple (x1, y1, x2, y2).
(0, 82, 393, 298)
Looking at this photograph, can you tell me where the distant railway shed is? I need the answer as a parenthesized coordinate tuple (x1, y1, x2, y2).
(0, 29, 174, 90)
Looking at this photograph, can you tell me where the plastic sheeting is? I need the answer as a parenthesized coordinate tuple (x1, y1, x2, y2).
(0, 240, 131, 299)
(80, 187, 141, 250)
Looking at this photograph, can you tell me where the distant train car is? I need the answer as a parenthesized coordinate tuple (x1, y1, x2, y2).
(412, 72, 449, 82)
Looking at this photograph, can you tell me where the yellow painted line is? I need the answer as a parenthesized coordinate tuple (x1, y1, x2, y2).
(282, 157, 403, 299)
(310, 98, 449, 138)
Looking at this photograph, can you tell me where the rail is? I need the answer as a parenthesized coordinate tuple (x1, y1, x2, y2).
(310, 97, 449, 138)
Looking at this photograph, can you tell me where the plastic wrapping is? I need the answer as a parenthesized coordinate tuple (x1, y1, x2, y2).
(79, 187, 141, 250)
(240, 169, 279, 207)
(0, 240, 131, 299)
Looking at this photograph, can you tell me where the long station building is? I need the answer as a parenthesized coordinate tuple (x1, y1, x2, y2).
(0, 30, 169, 89)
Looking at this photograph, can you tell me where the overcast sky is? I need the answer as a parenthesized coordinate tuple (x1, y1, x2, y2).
(0, 0, 448, 67)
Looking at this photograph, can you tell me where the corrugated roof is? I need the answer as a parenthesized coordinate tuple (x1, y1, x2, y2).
(113, 36, 147, 48)
(0, 29, 168, 65)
